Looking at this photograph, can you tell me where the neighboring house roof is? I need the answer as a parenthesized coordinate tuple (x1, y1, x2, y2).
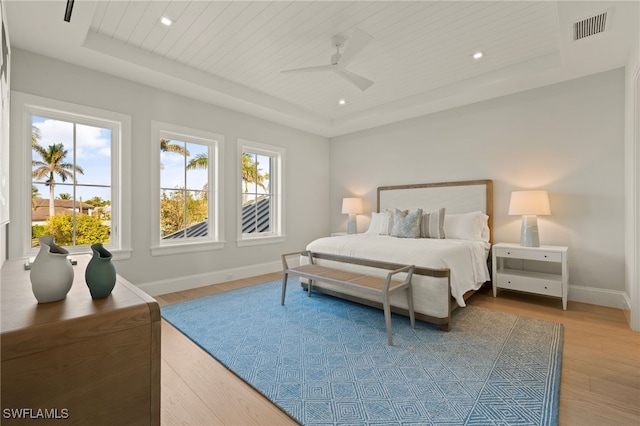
(162, 197, 270, 240)
(162, 221, 208, 239)
(241, 196, 271, 233)
(31, 199, 94, 222)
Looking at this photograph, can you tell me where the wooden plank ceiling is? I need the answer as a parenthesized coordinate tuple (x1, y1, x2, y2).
(88, 0, 560, 119)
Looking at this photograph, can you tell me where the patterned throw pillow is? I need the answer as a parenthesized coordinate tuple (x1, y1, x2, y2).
(381, 208, 405, 235)
(420, 207, 446, 239)
(391, 208, 422, 238)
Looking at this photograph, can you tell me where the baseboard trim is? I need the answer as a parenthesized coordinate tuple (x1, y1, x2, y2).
(622, 292, 632, 325)
(137, 260, 282, 297)
(569, 284, 628, 309)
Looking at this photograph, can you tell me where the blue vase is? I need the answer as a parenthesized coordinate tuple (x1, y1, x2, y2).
(85, 243, 116, 299)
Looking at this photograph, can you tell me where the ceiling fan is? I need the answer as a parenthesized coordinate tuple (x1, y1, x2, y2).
(281, 28, 374, 91)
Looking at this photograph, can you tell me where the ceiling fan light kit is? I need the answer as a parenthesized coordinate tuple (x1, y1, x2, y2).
(281, 28, 374, 91)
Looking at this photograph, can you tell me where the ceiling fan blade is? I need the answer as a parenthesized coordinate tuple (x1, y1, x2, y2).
(337, 28, 373, 69)
(281, 65, 334, 74)
(334, 69, 374, 91)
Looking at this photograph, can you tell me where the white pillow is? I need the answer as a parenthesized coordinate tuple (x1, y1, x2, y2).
(444, 211, 490, 241)
(365, 211, 388, 235)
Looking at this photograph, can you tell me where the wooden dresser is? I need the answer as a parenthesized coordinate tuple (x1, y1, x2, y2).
(1, 255, 160, 425)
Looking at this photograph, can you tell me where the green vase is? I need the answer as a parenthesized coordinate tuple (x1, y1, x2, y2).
(85, 243, 116, 299)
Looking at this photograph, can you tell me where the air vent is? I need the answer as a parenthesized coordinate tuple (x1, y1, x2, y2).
(573, 10, 609, 41)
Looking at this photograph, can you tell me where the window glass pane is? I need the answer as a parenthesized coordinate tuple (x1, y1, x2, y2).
(160, 189, 186, 238)
(241, 193, 272, 234)
(160, 139, 186, 190)
(185, 142, 208, 192)
(256, 195, 271, 233)
(75, 124, 111, 187)
(186, 189, 207, 231)
(31, 116, 112, 249)
(242, 193, 257, 233)
(241, 148, 274, 235)
(159, 137, 210, 242)
(255, 154, 271, 195)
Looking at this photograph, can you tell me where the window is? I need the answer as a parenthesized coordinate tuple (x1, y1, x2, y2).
(17, 92, 131, 260)
(238, 139, 285, 246)
(151, 122, 223, 255)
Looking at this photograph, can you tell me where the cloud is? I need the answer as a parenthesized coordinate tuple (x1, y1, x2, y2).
(33, 119, 111, 160)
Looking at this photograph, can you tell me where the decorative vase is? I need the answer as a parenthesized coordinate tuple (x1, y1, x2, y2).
(30, 235, 74, 303)
(85, 243, 116, 299)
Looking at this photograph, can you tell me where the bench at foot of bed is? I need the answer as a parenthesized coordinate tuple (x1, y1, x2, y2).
(281, 251, 416, 346)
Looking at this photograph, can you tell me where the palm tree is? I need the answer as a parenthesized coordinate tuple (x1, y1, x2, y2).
(32, 143, 84, 219)
(241, 153, 269, 204)
(58, 193, 72, 200)
(160, 138, 189, 156)
(32, 125, 41, 147)
(186, 153, 207, 170)
(31, 185, 40, 210)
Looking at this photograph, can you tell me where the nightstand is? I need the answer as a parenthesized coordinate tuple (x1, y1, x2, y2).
(492, 243, 569, 310)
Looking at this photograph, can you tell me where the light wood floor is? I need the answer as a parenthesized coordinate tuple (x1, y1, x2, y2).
(156, 273, 640, 426)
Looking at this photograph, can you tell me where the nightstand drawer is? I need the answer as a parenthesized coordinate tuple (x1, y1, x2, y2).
(496, 272, 562, 297)
(495, 248, 561, 262)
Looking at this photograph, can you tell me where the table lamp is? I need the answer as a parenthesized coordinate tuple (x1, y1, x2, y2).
(341, 198, 363, 234)
(508, 190, 550, 247)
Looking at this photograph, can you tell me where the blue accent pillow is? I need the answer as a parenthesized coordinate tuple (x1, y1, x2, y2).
(391, 208, 422, 238)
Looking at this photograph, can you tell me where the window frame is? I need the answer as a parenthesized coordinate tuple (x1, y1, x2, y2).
(150, 121, 224, 256)
(15, 92, 132, 260)
(237, 139, 285, 247)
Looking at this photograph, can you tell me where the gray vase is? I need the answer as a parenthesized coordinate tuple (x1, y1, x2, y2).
(30, 236, 74, 303)
(85, 243, 117, 299)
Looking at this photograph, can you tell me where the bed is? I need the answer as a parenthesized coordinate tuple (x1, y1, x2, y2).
(301, 179, 493, 330)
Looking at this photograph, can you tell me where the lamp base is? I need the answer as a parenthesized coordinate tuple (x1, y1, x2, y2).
(347, 214, 357, 234)
(520, 215, 540, 247)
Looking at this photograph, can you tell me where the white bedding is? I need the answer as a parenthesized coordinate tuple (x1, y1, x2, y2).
(306, 234, 490, 307)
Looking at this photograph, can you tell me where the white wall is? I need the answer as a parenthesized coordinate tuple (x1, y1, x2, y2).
(330, 69, 626, 307)
(8, 49, 331, 294)
(625, 4, 640, 330)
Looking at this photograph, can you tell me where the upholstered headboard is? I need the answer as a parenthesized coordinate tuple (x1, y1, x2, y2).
(377, 180, 493, 243)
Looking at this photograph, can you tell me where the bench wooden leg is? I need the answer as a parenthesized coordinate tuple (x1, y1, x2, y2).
(382, 293, 393, 346)
(281, 272, 288, 305)
(308, 279, 313, 297)
(406, 286, 416, 329)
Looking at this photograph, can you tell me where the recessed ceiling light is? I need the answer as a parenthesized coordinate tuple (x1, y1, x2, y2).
(160, 17, 173, 26)
(472, 51, 484, 60)
(338, 99, 347, 105)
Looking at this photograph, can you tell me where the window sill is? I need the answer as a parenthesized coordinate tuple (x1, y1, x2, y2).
(111, 248, 133, 261)
(26, 246, 133, 262)
(236, 235, 285, 247)
(150, 241, 225, 257)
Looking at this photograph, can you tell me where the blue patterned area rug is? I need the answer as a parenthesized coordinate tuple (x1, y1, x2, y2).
(161, 279, 563, 426)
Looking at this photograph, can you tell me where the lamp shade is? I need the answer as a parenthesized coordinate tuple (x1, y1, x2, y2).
(508, 191, 550, 216)
(341, 198, 363, 215)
